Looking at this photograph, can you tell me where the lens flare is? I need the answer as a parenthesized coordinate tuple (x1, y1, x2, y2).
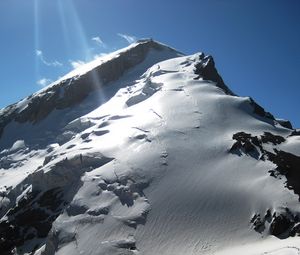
(57, 0, 72, 58)
(34, 0, 40, 81)
(57, 0, 106, 104)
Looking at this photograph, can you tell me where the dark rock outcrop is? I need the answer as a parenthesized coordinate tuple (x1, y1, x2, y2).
(194, 55, 234, 95)
(229, 131, 285, 159)
(0, 153, 114, 254)
(266, 150, 300, 198)
(230, 131, 300, 200)
(276, 119, 293, 129)
(231, 132, 300, 238)
(270, 213, 294, 237)
(251, 209, 299, 238)
(250, 213, 265, 233)
(193, 56, 281, 128)
(291, 129, 300, 136)
(0, 188, 63, 255)
(248, 97, 275, 121)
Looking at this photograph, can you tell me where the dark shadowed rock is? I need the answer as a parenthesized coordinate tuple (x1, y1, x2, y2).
(251, 209, 300, 238)
(230, 131, 300, 238)
(266, 150, 300, 198)
(276, 119, 293, 129)
(291, 223, 300, 236)
(250, 214, 265, 233)
(0, 153, 114, 254)
(194, 55, 234, 95)
(230, 131, 262, 158)
(261, 132, 286, 145)
(0, 188, 63, 254)
(290, 129, 300, 136)
(270, 214, 293, 237)
(230, 131, 300, 200)
(249, 98, 275, 121)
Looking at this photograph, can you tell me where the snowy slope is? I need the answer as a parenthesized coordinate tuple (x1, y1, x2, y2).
(0, 39, 300, 255)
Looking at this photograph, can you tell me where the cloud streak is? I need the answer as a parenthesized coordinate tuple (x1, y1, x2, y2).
(117, 33, 136, 44)
(93, 53, 108, 59)
(36, 50, 63, 67)
(69, 52, 108, 70)
(69, 60, 86, 69)
(91, 36, 105, 47)
(37, 78, 52, 87)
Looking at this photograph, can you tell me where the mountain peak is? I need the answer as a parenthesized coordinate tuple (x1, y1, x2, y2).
(59, 38, 182, 83)
(0, 40, 183, 138)
(1, 40, 300, 255)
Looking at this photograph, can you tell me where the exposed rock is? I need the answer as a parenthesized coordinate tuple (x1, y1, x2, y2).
(230, 131, 268, 159)
(270, 214, 293, 237)
(261, 132, 286, 145)
(291, 223, 300, 236)
(115, 239, 137, 250)
(0, 188, 63, 254)
(230, 131, 285, 157)
(0, 39, 180, 139)
(266, 150, 300, 198)
(290, 129, 300, 136)
(230, 132, 262, 155)
(265, 209, 272, 222)
(0, 153, 114, 254)
(250, 214, 265, 233)
(231, 131, 300, 238)
(0, 103, 18, 139)
(230, 131, 300, 200)
(276, 119, 293, 129)
(249, 97, 275, 121)
(194, 55, 234, 95)
(251, 209, 299, 238)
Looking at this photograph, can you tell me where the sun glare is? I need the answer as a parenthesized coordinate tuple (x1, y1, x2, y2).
(34, 0, 106, 103)
(60, 0, 106, 103)
(34, 0, 40, 81)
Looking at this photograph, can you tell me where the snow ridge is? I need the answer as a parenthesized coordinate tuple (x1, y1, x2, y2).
(0, 41, 300, 255)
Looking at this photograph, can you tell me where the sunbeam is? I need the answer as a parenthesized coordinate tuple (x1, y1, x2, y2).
(34, 0, 40, 81)
(34, 0, 107, 104)
(57, 0, 72, 58)
(58, 0, 105, 103)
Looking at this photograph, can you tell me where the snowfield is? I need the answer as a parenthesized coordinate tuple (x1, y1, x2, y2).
(0, 39, 299, 255)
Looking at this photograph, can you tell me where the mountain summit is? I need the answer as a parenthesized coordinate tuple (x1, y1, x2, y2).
(0, 40, 300, 255)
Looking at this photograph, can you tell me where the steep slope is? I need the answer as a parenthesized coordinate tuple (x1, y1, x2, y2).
(0, 40, 300, 255)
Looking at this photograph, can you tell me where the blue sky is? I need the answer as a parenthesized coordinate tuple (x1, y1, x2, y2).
(0, 0, 299, 127)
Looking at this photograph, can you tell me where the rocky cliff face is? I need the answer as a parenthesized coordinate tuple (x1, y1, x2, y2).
(0, 40, 181, 138)
(0, 40, 299, 255)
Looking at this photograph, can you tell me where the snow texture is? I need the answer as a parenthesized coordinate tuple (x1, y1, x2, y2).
(0, 39, 299, 255)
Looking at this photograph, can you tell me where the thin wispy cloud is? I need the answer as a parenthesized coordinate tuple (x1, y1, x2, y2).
(69, 52, 108, 69)
(93, 53, 108, 59)
(70, 60, 86, 69)
(36, 50, 63, 67)
(91, 36, 105, 47)
(117, 33, 136, 44)
(37, 78, 52, 87)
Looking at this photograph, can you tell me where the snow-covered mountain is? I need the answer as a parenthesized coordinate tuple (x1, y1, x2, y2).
(0, 39, 300, 255)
